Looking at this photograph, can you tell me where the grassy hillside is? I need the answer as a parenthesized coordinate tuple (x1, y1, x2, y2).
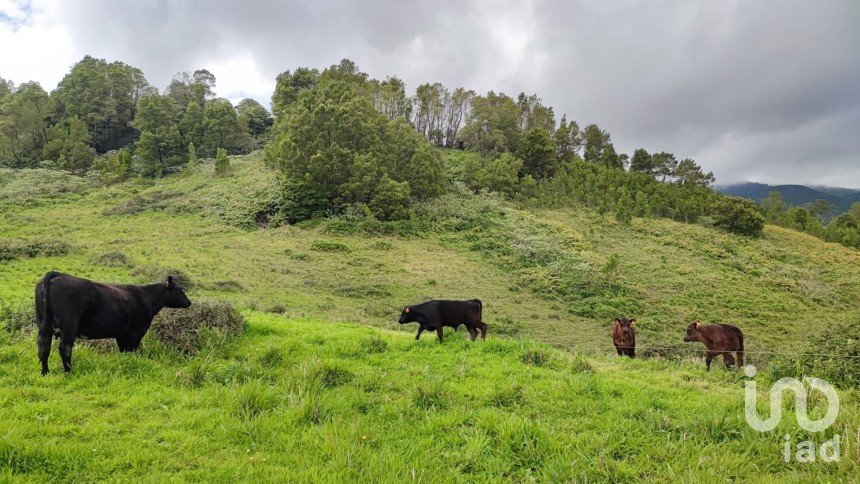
(2, 153, 858, 356)
(2, 153, 859, 480)
(1, 314, 857, 481)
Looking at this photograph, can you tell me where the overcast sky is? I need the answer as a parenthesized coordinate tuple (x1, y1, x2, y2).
(1, 0, 858, 187)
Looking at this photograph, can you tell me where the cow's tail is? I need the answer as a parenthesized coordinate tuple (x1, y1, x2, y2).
(471, 299, 482, 310)
(40, 271, 60, 333)
(736, 330, 745, 368)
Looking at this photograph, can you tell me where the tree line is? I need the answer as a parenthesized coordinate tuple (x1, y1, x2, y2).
(4, 56, 858, 247)
(0, 56, 272, 178)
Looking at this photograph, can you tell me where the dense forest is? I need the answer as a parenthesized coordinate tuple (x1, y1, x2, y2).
(1, 56, 858, 248)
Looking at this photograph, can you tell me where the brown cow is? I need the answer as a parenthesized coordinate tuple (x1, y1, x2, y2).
(683, 320, 744, 371)
(612, 317, 636, 358)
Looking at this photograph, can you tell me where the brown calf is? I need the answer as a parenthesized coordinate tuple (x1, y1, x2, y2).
(683, 321, 744, 371)
(612, 318, 636, 358)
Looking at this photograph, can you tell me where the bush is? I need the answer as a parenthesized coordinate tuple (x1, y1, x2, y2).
(0, 300, 35, 335)
(711, 197, 765, 237)
(214, 148, 230, 175)
(766, 319, 859, 388)
(88, 251, 131, 267)
(0, 238, 70, 262)
(150, 299, 245, 355)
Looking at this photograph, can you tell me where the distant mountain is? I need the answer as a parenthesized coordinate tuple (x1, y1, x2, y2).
(715, 182, 860, 214)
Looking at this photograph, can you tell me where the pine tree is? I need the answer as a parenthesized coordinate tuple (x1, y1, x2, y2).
(214, 147, 229, 175)
(186, 142, 198, 171)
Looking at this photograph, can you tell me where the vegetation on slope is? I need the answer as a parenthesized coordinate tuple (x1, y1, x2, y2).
(2, 153, 857, 361)
(1, 313, 857, 481)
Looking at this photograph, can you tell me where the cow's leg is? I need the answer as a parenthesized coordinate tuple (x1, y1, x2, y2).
(415, 325, 425, 340)
(466, 325, 478, 341)
(478, 322, 488, 340)
(127, 334, 144, 352)
(37, 328, 52, 376)
(615, 345, 623, 356)
(626, 348, 635, 358)
(722, 352, 736, 369)
(705, 353, 714, 372)
(59, 334, 75, 373)
(436, 326, 444, 343)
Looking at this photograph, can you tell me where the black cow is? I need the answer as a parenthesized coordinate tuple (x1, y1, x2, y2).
(398, 299, 487, 342)
(35, 271, 191, 375)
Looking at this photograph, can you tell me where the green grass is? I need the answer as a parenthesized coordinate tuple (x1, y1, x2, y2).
(1, 152, 858, 480)
(1, 314, 857, 481)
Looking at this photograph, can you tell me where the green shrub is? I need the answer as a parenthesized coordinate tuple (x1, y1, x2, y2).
(0, 238, 70, 262)
(150, 299, 245, 355)
(0, 300, 35, 336)
(711, 196, 765, 237)
(309, 240, 350, 252)
(214, 148, 230, 175)
(88, 251, 131, 267)
(522, 347, 552, 367)
(361, 334, 388, 354)
(103, 191, 181, 216)
(766, 319, 859, 388)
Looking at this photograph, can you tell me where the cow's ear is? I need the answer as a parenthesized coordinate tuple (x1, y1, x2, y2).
(614, 318, 620, 324)
(694, 320, 700, 329)
(404, 307, 410, 313)
(630, 319, 636, 326)
(166, 275, 174, 287)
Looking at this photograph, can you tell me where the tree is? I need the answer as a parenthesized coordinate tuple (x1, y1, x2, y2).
(0, 82, 53, 168)
(807, 199, 836, 221)
(458, 91, 522, 155)
(52, 56, 153, 152)
(712, 197, 765, 236)
(761, 191, 784, 221)
(271, 67, 319, 118)
(475, 152, 523, 197)
(186, 142, 198, 171)
(43, 116, 95, 172)
(652, 151, 678, 182)
(134, 126, 184, 177)
(202, 99, 247, 155)
(166, 69, 217, 107)
(629, 148, 654, 175)
(517, 92, 555, 133)
(518, 128, 558, 179)
(599, 143, 623, 170)
(132, 94, 181, 133)
(850, 202, 860, 224)
(265, 70, 445, 222)
(179, 101, 205, 150)
(214, 147, 229, 175)
(673, 158, 714, 187)
(236, 98, 273, 139)
(93, 147, 132, 183)
(554, 115, 582, 162)
(582, 124, 610, 163)
(0, 76, 13, 100)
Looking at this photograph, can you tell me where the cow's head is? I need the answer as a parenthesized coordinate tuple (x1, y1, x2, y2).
(683, 320, 703, 342)
(398, 306, 413, 324)
(615, 317, 636, 334)
(164, 276, 192, 308)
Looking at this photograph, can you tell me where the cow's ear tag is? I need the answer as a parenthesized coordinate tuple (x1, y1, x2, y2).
(694, 320, 700, 329)
(630, 319, 636, 326)
(614, 318, 620, 324)
(404, 307, 410, 313)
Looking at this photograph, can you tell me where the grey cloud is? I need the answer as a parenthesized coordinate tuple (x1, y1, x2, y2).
(34, 0, 860, 186)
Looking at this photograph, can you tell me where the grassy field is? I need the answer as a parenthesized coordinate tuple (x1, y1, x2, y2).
(1, 314, 858, 481)
(1, 153, 859, 480)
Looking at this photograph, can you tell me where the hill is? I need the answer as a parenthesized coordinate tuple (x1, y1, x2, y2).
(1, 152, 859, 480)
(716, 182, 860, 213)
(1, 313, 857, 481)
